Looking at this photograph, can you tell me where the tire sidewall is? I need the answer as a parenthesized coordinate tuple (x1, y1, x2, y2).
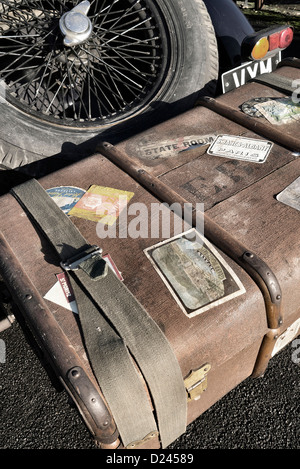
(152, 0, 217, 105)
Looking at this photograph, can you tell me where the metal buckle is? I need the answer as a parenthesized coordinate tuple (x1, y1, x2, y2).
(60, 245, 103, 271)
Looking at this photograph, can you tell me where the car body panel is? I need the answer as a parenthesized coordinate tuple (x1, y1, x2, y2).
(203, 0, 255, 71)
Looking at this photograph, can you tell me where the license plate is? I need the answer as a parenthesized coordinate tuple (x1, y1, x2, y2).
(221, 51, 281, 94)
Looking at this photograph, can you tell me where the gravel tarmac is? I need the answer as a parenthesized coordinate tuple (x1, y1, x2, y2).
(0, 316, 299, 450)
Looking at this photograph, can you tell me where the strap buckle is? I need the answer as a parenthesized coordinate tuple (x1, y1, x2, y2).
(60, 245, 103, 271)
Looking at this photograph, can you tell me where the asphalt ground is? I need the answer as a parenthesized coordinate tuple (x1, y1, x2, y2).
(0, 4, 299, 453)
(0, 318, 299, 451)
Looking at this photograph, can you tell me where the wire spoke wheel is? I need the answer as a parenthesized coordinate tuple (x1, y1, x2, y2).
(0, 0, 168, 127)
(0, 0, 218, 169)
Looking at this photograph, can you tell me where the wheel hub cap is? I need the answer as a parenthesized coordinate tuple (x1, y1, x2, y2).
(59, 1, 92, 47)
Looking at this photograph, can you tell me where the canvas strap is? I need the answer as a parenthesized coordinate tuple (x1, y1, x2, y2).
(11, 179, 187, 449)
(253, 72, 295, 95)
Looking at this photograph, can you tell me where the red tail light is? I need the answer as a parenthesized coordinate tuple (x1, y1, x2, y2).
(242, 25, 294, 61)
(279, 27, 294, 49)
(268, 31, 281, 51)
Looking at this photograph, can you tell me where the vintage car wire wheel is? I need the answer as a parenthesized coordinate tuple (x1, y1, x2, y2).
(0, 0, 218, 169)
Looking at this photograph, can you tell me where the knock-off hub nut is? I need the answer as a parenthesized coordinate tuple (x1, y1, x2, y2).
(59, 1, 92, 47)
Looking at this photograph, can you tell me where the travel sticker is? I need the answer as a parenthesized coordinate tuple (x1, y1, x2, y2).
(144, 229, 245, 318)
(254, 97, 300, 126)
(241, 97, 278, 118)
(276, 176, 300, 212)
(137, 134, 216, 159)
(46, 186, 86, 214)
(68, 185, 135, 225)
(207, 135, 273, 163)
(44, 272, 78, 314)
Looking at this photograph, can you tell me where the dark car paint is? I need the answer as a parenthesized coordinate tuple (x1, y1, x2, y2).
(203, 0, 255, 71)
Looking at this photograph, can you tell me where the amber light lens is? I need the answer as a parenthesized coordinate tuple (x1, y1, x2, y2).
(251, 37, 269, 60)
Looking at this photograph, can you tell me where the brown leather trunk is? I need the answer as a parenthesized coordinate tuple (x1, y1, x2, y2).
(0, 60, 299, 449)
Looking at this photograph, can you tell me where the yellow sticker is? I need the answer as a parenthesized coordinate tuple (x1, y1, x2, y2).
(68, 185, 134, 225)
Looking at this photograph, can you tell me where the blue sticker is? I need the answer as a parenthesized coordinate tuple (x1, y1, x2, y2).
(46, 186, 86, 214)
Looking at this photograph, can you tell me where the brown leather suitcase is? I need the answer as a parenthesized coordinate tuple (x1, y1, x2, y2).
(0, 59, 299, 450)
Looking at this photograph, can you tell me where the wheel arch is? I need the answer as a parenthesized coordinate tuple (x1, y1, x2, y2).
(203, 0, 255, 71)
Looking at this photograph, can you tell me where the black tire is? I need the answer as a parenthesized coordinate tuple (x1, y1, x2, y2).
(0, 0, 218, 170)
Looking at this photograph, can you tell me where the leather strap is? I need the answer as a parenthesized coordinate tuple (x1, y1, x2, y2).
(12, 179, 187, 448)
